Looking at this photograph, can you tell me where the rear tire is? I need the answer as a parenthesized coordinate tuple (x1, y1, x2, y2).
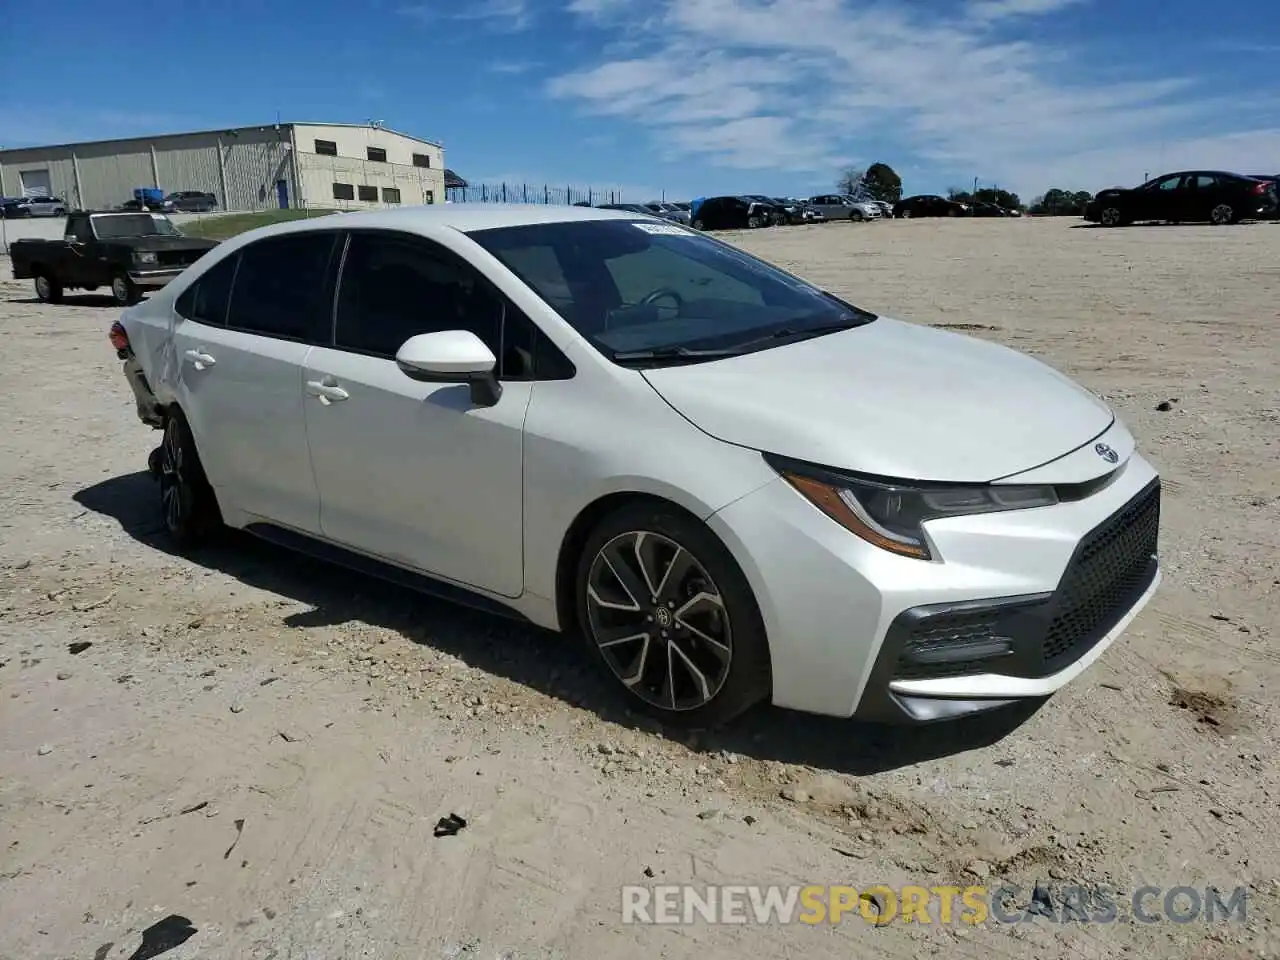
(575, 503, 771, 730)
(111, 272, 140, 306)
(1210, 203, 1236, 226)
(159, 409, 221, 548)
(34, 272, 62, 303)
(691, 219, 705, 231)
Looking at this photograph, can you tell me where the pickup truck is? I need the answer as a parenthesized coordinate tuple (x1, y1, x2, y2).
(11, 210, 218, 306)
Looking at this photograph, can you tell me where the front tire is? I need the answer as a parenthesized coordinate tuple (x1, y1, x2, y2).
(575, 504, 771, 729)
(111, 272, 140, 306)
(159, 409, 221, 548)
(691, 219, 705, 231)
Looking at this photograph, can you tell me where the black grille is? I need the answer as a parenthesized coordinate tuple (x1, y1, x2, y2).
(156, 249, 206, 268)
(894, 609, 1007, 681)
(1042, 480, 1160, 669)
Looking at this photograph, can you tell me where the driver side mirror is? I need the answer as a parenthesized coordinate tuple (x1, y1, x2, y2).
(396, 330, 502, 407)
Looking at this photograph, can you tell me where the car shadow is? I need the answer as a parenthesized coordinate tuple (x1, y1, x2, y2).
(73, 470, 1043, 776)
(1070, 220, 1268, 229)
(7, 294, 141, 308)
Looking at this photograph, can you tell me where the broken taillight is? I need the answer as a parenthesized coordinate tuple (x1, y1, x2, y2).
(109, 320, 130, 354)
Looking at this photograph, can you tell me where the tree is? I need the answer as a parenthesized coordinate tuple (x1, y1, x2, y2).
(1029, 187, 1091, 215)
(836, 166, 865, 196)
(862, 162, 902, 203)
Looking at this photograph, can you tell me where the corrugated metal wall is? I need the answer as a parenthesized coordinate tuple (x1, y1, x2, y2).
(0, 127, 299, 212)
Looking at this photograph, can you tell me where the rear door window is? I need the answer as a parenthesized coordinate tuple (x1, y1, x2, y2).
(225, 233, 339, 341)
(175, 254, 238, 327)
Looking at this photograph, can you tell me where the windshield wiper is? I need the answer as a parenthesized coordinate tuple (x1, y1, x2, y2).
(612, 344, 748, 363)
(733, 319, 866, 349)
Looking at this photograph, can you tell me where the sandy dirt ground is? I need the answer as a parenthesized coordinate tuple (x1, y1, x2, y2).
(1, 217, 1277, 960)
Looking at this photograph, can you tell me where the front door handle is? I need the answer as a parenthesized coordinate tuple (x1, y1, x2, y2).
(183, 348, 216, 371)
(306, 379, 350, 405)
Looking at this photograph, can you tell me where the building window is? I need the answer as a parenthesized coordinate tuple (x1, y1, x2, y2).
(412, 153, 432, 168)
(315, 139, 338, 156)
(382, 187, 402, 204)
(332, 182, 355, 200)
(367, 146, 387, 163)
(425, 190, 435, 204)
(357, 185, 378, 202)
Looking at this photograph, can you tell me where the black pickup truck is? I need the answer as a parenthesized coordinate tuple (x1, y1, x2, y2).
(11, 210, 218, 306)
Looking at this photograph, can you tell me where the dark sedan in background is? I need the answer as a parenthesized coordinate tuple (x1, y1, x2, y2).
(893, 195, 970, 218)
(1084, 170, 1275, 226)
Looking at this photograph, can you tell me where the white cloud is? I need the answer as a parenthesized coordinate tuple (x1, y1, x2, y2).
(965, 0, 1087, 23)
(548, 0, 1274, 195)
(486, 59, 543, 74)
(399, 0, 532, 31)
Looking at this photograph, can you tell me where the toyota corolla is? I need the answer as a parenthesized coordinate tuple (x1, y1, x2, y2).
(110, 205, 1160, 728)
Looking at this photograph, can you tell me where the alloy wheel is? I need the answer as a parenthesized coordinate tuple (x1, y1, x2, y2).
(112, 276, 130, 303)
(35, 275, 51, 301)
(585, 531, 732, 712)
(159, 420, 187, 533)
(1211, 204, 1234, 225)
(1101, 207, 1122, 226)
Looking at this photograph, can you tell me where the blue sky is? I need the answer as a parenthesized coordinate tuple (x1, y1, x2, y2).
(2, 0, 1278, 202)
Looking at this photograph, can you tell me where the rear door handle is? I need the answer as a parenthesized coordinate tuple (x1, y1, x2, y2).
(306, 379, 349, 405)
(183, 348, 216, 371)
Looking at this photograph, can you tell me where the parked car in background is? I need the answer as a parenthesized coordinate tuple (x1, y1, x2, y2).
(808, 195, 881, 221)
(1084, 171, 1275, 226)
(4, 195, 69, 217)
(868, 200, 894, 218)
(690, 196, 775, 230)
(110, 203, 1164, 729)
(11, 211, 217, 306)
(968, 201, 1013, 217)
(1250, 175, 1280, 217)
(642, 201, 691, 224)
(597, 203, 652, 216)
(893, 195, 969, 218)
(165, 191, 219, 213)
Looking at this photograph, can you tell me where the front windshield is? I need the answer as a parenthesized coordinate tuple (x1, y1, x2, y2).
(468, 219, 876, 361)
(92, 214, 181, 239)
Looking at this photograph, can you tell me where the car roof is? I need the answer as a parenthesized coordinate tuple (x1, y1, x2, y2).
(213, 203, 665, 244)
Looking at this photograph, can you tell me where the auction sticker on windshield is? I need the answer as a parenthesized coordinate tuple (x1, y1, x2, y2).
(632, 222, 693, 236)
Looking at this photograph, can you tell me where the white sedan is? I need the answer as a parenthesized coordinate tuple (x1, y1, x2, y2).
(110, 205, 1161, 728)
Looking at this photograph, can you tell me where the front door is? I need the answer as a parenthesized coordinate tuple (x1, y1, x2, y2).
(174, 232, 339, 532)
(302, 230, 530, 598)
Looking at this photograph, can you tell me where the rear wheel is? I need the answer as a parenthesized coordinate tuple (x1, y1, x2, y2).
(34, 272, 62, 303)
(111, 272, 140, 306)
(576, 504, 771, 729)
(1210, 203, 1236, 225)
(691, 219, 705, 231)
(159, 409, 221, 548)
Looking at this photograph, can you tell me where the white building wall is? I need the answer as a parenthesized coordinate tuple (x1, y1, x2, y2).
(289, 124, 445, 210)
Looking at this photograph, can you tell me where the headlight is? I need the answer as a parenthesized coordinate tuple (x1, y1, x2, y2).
(765, 455, 1058, 561)
(134, 251, 158, 265)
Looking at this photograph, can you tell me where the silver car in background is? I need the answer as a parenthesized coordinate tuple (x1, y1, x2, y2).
(807, 194, 882, 221)
(644, 201, 691, 224)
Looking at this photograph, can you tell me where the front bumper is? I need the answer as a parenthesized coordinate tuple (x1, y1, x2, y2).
(706, 438, 1161, 722)
(128, 267, 185, 289)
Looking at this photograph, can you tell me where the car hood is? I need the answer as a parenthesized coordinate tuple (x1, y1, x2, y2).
(640, 317, 1115, 483)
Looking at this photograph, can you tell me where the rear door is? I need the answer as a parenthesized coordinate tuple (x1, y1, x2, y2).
(173, 231, 340, 533)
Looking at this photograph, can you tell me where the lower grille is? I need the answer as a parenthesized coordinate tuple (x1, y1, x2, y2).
(888, 479, 1161, 684)
(1042, 480, 1160, 669)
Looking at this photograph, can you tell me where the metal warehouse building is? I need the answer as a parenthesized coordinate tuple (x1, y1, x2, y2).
(0, 121, 447, 213)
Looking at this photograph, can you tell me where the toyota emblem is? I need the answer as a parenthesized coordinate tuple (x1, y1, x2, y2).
(1095, 442, 1120, 464)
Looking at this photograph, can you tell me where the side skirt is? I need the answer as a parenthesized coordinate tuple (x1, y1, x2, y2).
(243, 521, 531, 623)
